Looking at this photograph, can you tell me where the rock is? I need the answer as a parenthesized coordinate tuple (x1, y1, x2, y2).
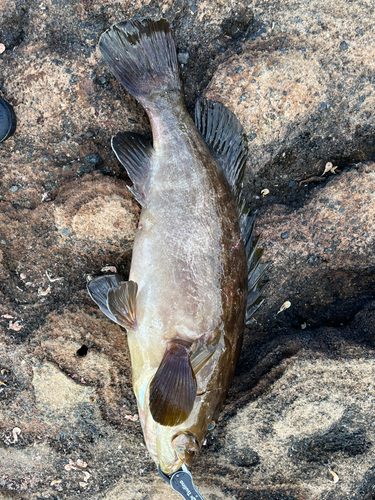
(83, 152, 103, 169)
(53, 174, 139, 255)
(177, 52, 189, 64)
(1, 0, 375, 498)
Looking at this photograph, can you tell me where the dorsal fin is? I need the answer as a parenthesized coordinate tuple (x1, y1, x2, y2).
(195, 98, 269, 324)
(149, 340, 196, 426)
(242, 216, 270, 325)
(112, 132, 153, 207)
(195, 98, 248, 212)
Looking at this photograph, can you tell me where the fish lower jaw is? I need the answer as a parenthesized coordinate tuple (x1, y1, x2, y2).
(158, 455, 184, 476)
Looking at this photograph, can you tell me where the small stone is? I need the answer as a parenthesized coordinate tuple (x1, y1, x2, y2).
(83, 153, 103, 169)
(318, 101, 327, 111)
(281, 232, 289, 239)
(10, 185, 19, 193)
(60, 227, 71, 237)
(177, 52, 189, 64)
(340, 41, 349, 51)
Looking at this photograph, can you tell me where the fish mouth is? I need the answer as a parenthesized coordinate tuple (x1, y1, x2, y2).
(159, 455, 184, 476)
(158, 432, 199, 476)
(172, 431, 199, 464)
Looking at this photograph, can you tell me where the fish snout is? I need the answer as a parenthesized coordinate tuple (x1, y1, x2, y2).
(172, 431, 199, 465)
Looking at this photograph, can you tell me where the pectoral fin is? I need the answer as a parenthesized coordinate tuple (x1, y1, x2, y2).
(149, 341, 197, 426)
(107, 281, 138, 330)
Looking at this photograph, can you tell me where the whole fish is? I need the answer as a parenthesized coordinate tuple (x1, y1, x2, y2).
(88, 18, 267, 478)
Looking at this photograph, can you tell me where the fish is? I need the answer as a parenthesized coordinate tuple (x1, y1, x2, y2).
(87, 18, 267, 477)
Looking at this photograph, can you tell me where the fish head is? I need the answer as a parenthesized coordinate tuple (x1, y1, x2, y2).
(156, 428, 200, 475)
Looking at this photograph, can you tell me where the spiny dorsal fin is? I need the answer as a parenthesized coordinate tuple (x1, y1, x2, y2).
(195, 98, 248, 212)
(107, 281, 138, 330)
(243, 216, 269, 325)
(195, 99, 269, 323)
(112, 132, 153, 207)
(87, 274, 123, 324)
(150, 340, 197, 426)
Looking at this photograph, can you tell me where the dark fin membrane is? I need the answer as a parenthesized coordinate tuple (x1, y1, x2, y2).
(107, 281, 138, 330)
(99, 19, 182, 103)
(87, 274, 123, 324)
(243, 216, 269, 325)
(195, 98, 269, 323)
(195, 98, 248, 212)
(150, 341, 197, 426)
(112, 132, 153, 207)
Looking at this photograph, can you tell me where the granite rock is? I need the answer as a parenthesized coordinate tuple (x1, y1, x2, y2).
(1, 0, 375, 498)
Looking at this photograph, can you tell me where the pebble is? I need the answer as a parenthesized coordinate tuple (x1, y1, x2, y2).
(83, 152, 103, 169)
(340, 41, 349, 51)
(177, 52, 189, 64)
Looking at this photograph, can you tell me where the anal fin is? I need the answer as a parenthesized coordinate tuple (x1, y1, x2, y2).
(150, 340, 197, 426)
(112, 132, 153, 207)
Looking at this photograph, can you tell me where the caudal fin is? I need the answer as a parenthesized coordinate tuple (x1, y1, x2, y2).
(99, 19, 182, 103)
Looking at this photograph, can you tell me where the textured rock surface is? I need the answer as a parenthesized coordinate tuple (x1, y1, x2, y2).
(1, 0, 375, 499)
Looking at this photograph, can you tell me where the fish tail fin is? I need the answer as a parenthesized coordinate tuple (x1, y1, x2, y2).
(99, 19, 182, 104)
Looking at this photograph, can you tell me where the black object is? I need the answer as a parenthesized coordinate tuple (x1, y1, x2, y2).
(0, 97, 17, 142)
(158, 465, 205, 500)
